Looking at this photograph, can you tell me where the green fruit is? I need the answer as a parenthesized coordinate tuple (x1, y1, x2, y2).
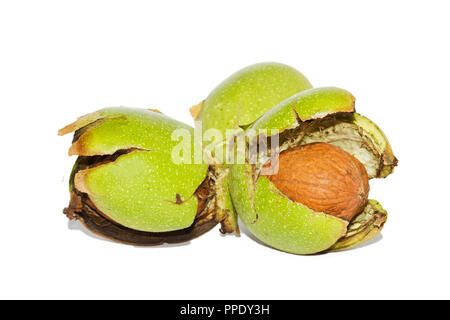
(191, 62, 313, 234)
(59, 107, 230, 245)
(192, 62, 312, 140)
(229, 87, 397, 254)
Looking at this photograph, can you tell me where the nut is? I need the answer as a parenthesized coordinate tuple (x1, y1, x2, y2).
(229, 86, 398, 254)
(265, 142, 369, 221)
(59, 107, 234, 245)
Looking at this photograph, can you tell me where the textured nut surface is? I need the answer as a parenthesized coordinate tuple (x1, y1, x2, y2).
(265, 142, 369, 221)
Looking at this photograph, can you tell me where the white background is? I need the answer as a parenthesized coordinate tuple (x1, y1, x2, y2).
(1, 0, 449, 299)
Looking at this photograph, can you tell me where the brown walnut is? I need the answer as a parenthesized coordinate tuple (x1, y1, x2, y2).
(265, 142, 369, 221)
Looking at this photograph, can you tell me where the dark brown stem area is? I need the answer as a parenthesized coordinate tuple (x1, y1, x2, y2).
(263, 142, 369, 221)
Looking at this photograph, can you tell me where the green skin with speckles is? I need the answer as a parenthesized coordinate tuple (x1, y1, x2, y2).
(64, 107, 208, 233)
(198, 62, 312, 138)
(230, 167, 348, 254)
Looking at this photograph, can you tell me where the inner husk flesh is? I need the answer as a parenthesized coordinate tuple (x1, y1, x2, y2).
(276, 114, 388, 178)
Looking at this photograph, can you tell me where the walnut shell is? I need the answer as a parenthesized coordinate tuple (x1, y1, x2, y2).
(265, 142, 369, 221)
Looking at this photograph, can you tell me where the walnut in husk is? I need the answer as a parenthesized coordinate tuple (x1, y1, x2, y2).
(229, 87, 397, 254)
(59, 107, 236, 245)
